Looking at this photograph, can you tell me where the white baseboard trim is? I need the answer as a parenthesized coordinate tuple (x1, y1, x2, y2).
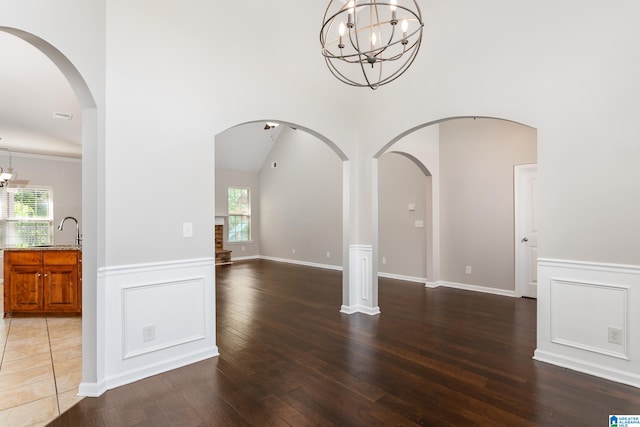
(77, 381, 107, 398)
(340, 304, 381, 316)
(259, 255, 343, 271)
(378, 272, 427, 284)
(425, 280, 516, 297)
(230, 255, 260, 261)
(78, 347, 218, 397)
(534, 349, 640, 389)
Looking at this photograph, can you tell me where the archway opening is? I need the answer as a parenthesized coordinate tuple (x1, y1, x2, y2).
(0, 27, 99, 408)
(214, 120, 350, 316)
(375, 117, 538, 307)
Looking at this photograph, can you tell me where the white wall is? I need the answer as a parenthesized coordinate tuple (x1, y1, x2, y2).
(259, 127, 343, 268)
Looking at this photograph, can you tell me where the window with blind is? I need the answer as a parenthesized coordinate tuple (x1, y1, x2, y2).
(1, 187, 54, 248)
(227, 187, 251, 242)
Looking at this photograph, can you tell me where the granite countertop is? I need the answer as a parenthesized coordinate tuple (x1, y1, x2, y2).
(4, 245, 82, 251)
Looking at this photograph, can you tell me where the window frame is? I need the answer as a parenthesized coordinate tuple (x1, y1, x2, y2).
(227, 187, 251, 243)
(1, 186, 54, 248)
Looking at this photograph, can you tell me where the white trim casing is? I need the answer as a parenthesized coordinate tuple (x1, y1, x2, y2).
(535, 258, 640, 388)
(79, 258, 218, 397)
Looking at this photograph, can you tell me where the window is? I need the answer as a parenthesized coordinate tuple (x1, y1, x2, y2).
(227, 187, 250, 242)
(1, 187, 53, 247)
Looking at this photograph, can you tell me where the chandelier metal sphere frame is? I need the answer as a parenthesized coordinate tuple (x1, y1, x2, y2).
(320, 0, 424, 90)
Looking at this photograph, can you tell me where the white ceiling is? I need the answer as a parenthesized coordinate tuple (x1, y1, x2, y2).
(215, 122, 283, 172)
(0, 31, 82, 159)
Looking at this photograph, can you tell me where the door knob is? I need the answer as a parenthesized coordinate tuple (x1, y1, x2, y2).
(521, 237, 529, 243)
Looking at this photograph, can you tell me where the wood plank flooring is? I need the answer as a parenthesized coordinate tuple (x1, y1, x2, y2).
(48, 259, 640, 426)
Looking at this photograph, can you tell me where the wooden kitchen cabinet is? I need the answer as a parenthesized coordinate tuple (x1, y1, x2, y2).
(4, 249, 81, 317)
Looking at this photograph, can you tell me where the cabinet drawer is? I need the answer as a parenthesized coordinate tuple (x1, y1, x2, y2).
(44, 251, 78, 265)
(7, 251, 42, 265)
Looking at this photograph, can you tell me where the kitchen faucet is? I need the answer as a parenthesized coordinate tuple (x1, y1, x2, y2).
(58, 216, 82, 246)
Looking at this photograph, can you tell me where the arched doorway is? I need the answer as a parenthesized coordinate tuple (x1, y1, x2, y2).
(0, 27, 99, 407)
(214, 120, 350, 309)
(375, 117, 537, 306)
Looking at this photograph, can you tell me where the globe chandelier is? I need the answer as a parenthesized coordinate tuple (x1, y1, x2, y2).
(320, 0, 424, 89)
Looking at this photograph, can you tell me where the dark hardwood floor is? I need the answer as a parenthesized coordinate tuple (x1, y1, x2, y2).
(49, 259, 640, 426)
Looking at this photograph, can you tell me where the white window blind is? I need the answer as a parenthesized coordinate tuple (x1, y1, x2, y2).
(227, 187, 251, 242)
(1, 187, 54, 248)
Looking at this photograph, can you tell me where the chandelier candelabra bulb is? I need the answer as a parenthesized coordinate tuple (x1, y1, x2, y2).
(390, 0, 398, 24)
(347, 0, 355, 28)
(402, 19, 409, 44)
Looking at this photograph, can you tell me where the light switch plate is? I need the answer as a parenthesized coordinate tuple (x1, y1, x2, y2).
(183, 222, 193, 238)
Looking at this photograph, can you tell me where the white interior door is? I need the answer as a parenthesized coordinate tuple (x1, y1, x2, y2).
(515, 164, 538, 298)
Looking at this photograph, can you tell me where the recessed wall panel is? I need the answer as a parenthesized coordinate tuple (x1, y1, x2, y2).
(123, 278, 206, 359)
(550, 279, 628, 359)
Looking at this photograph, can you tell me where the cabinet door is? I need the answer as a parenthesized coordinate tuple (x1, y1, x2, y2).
(9, 266, 44, 311)
(43, 265, 79, 312)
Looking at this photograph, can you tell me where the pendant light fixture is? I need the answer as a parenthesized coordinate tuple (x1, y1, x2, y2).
(320, 0, 424, 89)
(0, 148, 16, 188)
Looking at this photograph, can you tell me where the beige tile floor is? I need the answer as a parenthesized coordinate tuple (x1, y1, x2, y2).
(0, 284, 83, 427)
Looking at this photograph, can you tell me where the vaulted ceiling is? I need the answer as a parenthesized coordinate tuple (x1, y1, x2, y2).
(215, 122, 283, 172)
(0, 31, 82, 159)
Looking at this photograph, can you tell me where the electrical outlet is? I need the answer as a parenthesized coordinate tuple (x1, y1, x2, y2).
(608, 326, 623, 345)
(465, 266, 472, 274)
(326, 251, 331, 258)
(382, 257, 387, 265)
(182, 222, 193, 238)
(241, 246, 245, 251)
(143, 325, 155, 342)
(292, 248, 296, 254)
